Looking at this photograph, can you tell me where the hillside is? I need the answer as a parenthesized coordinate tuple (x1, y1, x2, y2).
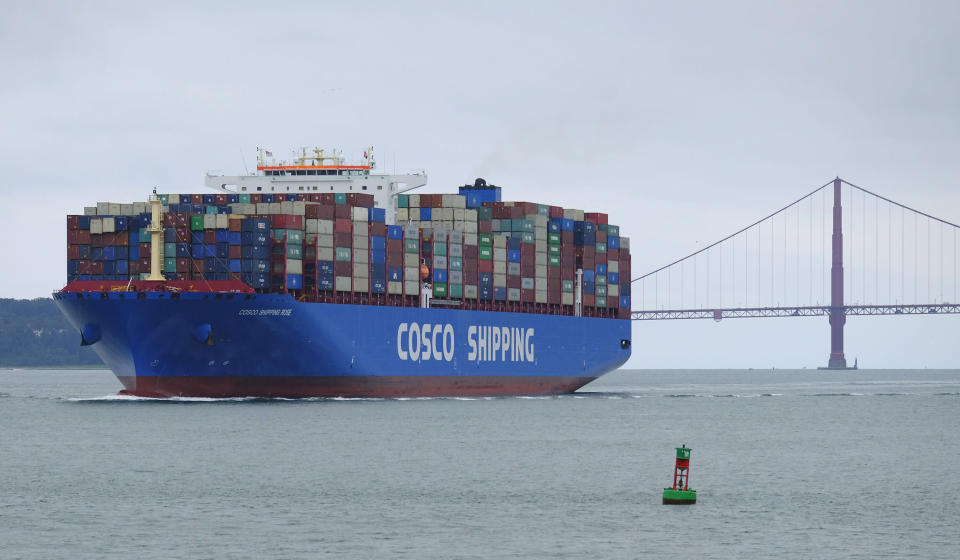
(0, 298, 104, 367)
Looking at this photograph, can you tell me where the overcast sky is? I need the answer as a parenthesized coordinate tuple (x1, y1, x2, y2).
(2, 1, 958, 368)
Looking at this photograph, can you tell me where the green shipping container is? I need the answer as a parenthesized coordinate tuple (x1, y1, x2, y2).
(521, 231, 535, 244)
(335, 247, 352, 262)
(158, 194, 169, 205)
(206, 205, 218, 215)
(596, 274, 607, 286)
(433, 283, 447, 297)
(405, 239, 419, 253)
(478, 233, 493, 246)
(607, 225, 620, 236)
(548, 233, 561, 245)
(477, 207, 492, 221)
(335, 193, 347, 204)
(548, 255, 561, 266)
(449, 283, 462, 298)
(433, 242, 446, 256)
(164, 242, 176, 256)
(596, 296, 607, 308)
(561, 279, 574, 292)
(286, 245, 302, 259)
(397, 194, 409, 208)
(190, 215, 204, 231)
(238, 193, 251, 204)
(521, 220, 534, 233)
(479, 246, 493, 260)
(139, 227, 149, 240)
(449, 257, 463, 271)
(163, 257, 176, 272)
(537, 204, 550, 217)
(548, 245, 561, 257)
(596, 242, 607, 254)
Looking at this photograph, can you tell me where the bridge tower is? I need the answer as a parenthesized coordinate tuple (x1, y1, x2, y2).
(826, 177, 849, 369)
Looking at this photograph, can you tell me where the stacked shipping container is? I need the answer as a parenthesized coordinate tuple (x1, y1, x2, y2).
(66, 186, 631, 318)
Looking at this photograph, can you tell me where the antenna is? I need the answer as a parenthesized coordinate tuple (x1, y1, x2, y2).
(240, 148, 249, 175)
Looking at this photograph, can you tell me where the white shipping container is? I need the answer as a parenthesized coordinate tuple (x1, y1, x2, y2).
(352, 236, 368, 250)
(535, 290, 547, 304)
(507, 262, 521, 276)
(84, 206, 98, 216)
(521, 277, 534, 290)
(465, 209, 478, 222)
(449, 230, 463, 244)
(317, 247, 334, 261)
(286, 259, 303, 275)
(409, 194, 420, 207)
(493, 261, 507, 274)
(608, 261, 619, 273)
(621, 237, 630, 250)
(133, 202, 147, 214)
(535, 240, 547, 253)
(108, 203, 121, 215)
(96, 202, 110, 215)
(388, 281, 403, 295)
(203, 214, 216, 229)
(351, 207, 368, 222)
(493, 247, 507, 261)
(536, 265, 547, 278)
(292, 201, 306, 215)
(441, 194, 466, 208)
(335, 276, 352, 292)
(449, 270, 462, 284)
(121, 204, 134, 215)
(493, 235, 507, 248)
(563, 208, 584, 221)
(536, 277, 548, 290)
(405, 280, 420, 294)
(317, 219, 333, 235)
(531, 215, 548, 228)
(441, 207, 453, 221)
(404, 253, 419, 267)
(404, 267, 419, 282)
(352, 262, 368, 278)
(536, 253, 547, 266)
(494, 273, 507, 287)
(268, 202, 282, 214)
(102, 217, 115, 233)
(404, 227, 420, 240)
(609, 284, 620, 297)
(508, 288, 521, 301)
(90, 218, 103, 234)
(464, 233, 477, 246)
(216, 214, 228, 229)
(464, 221, 477, 234)
(317, 234, 334, 248)
(464, 284, 478, 299)
(453, 208, 465, 221)
(449, 244, 462, 258)
(397, 208, 409, 222)
(280, 201, 293, 214)
(562, 293, 574, 306)
(256, 203, 270, 214)
(306, 219, 319, 234)
(354, 250, 369, 264)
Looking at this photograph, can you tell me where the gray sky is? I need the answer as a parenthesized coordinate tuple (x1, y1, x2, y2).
(2, 1, 958, 368)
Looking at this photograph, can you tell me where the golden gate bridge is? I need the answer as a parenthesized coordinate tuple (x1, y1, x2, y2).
(630, 178, 960, 369)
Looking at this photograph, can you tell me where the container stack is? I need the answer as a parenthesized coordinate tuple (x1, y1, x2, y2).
(67, 185, 630, 318)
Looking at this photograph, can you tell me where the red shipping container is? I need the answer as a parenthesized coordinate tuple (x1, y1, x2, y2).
(177, 258, 190, 273)
(315, 205, 334, 220)
(521, 289, 535, 303)
(139, 257, 150, 270)
(386, 239, 403, 252)
(520, 263, 535, 275)
(129, 261, 140, 274)
(548, 266, 561, 279)
(215, 194, 227, 205)
(89, 262, 104, 274)
(334, 219, 352, 233)
(297, 194, 307, 201)
(334, 261, 351, 275)
(204, 231, 217, 244)
(67, 215, 80, 231)
(478, 221, 492, 234)
(583, 294, 595, 308)
(356, 193, 375, 208)
(250, 194, 263, 204)
(67, 230, 80, 244)
(334, 205, 351, 219)
(369, 223, 386, 237)
(305, 204, 321, 219)
(585, 212, 608, 225)
(507, 276, 521, 289)
(76, 230, 91, 244)
(176, 228, 189, 242)
(334, 232, 352, 247)
(479, 260, 493, 273)
(272, 214, 304, 229)
(163, 214, 179, 227)
(562, 231, 574, 244)
(346, 193, 357, 206)
(229, 219, 242, 232)
(320, 193, 336, 205)
(549, 206, 564, 218)
(386, 254, 404, 267)
(102, 233, 116, 246)
(608, 248, 619, 261)
(229, 246, 242, 259)
(597, 231, 607, 243)
(67, 245, 80, 259)
(463, 245, 478, 259)
(190, 194, 203, 205)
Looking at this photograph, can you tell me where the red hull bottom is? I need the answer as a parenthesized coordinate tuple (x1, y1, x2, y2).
(116, 375, 597, 399)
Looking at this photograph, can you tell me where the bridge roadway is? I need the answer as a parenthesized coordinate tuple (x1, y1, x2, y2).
(631, 303, 960, 321)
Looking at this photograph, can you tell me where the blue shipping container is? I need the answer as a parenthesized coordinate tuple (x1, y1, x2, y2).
(387, 225, 403, 240)
(433, 269, 448, 283)
(420, 207, 431, 221)
(286, 274, 303, 290)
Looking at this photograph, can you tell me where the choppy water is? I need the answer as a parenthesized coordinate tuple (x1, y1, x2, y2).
(1, 368, 958, 559)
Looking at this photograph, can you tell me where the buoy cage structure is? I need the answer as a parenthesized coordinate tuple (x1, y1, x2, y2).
(662, 445, 697, 505)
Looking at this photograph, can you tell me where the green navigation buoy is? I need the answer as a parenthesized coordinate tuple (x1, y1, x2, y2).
(662, 444, 696, 505)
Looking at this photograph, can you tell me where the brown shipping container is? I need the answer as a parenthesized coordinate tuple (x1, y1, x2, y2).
(229, 219, 242, 232)
(334, 232, 352, 247)
(334, 219, 352, 233)
(67, 215, 80, 231)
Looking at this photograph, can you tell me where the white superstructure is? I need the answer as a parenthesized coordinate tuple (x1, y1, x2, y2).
(204, 146, 427, 223)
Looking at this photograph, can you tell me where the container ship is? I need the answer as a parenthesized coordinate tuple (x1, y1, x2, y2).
(54, 147, 632, 398)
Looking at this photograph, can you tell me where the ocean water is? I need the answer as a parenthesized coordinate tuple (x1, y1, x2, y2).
(1, 368, 958, 559)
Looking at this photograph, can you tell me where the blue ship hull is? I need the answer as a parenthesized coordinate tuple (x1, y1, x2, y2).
(54, 290, 631, 398)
